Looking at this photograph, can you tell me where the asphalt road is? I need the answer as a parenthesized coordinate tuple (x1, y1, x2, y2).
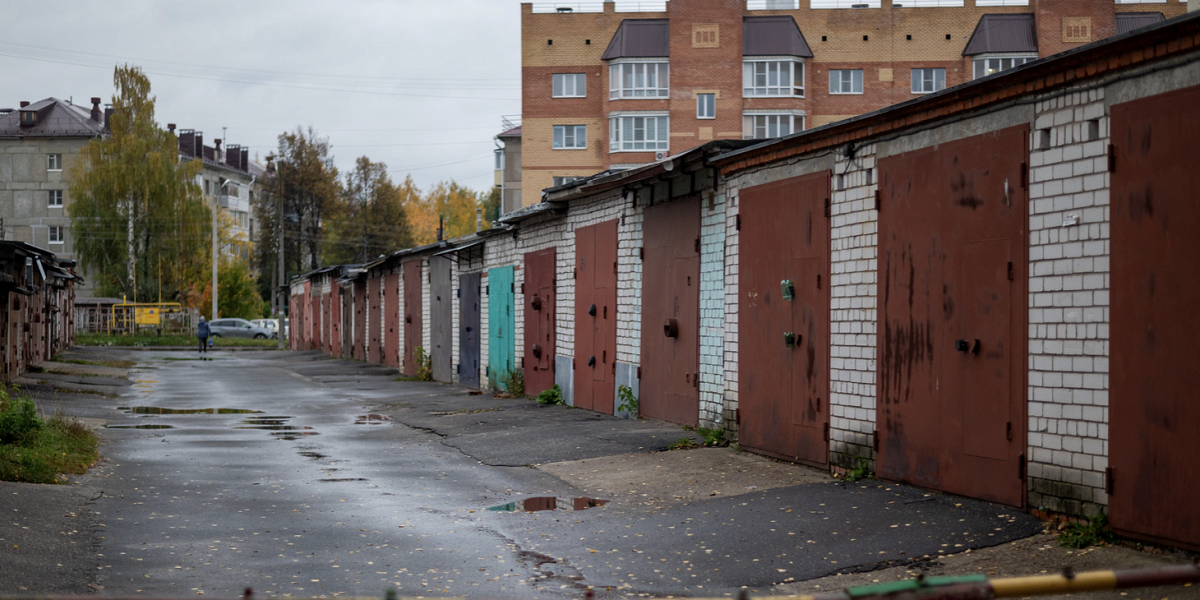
(3, 348, 1045, 598)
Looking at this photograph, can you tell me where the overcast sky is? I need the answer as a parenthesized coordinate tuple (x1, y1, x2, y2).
(3, 1, 522, 194)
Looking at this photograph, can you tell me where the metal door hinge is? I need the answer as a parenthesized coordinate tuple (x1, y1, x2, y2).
(1006, 420, 1013, 441)
(1020, 162, 1028, 189)
(873, 429, 880, 451)
(521, 283, 525, 294)
(736, 214, 741, 231)
(735, 408, 741, 425)
(1105, 467, 1115, 494)
(636, 366, 641, 379)
(693, 373, 699, 388)
(1008, 261, 1014, 281)
(823, 422, 830, 442)
(824, 197, 830, 218)
(613, 261, 618, 275)
(639, 247, 644, 261)
(874, 190, 881, 211)
(456, 289, 460, 298)
(1018, 453, 1027, 480)
(1107, 144, 1116, 173)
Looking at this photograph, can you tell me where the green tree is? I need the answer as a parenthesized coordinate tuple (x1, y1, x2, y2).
(481, 185, 502, 224)
(200, 260, 260, 320)
(407, 181, 490, 245)
(324, 157, 414, 265)
(68, 65, 209, 301)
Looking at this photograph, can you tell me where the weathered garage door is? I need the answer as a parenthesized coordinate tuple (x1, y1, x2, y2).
(740, 172, 830, 467)
(402, 260, 423, 377)
(368, 276, 383, 364)
(877, 125, 1028, 508)
(488, 266, 516, 390)
(431, 256, 453, 383)
(330, 289, 341, 358)
(523, 248, 557, 397)
(384, 273, 400, 368)
(642, 196, 701, 426)
(353, 279, 366, 361)
(342, 286, 353, 358)
(1109, 84, 1200, 551)
(458, 272, 482, 388)
(574, 220, 618, 413)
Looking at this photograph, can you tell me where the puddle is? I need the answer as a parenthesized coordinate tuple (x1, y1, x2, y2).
(104, 424, 175, 430)
(354, 413, 390, 425)
(319, 478, 367, 482)
(299, 451, 328, 460)
(273, 432, 319, 440)
(120, 406, 264, 415)
(488, 497, 609, 512)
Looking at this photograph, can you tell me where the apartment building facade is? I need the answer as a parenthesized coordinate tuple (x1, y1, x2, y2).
(172, 126, 264, 256)
(0, 97, 108, 295)
(517, 0, 1187, 207)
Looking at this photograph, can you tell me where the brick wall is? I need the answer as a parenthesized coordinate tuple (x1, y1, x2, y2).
(698, 190, 727, 427)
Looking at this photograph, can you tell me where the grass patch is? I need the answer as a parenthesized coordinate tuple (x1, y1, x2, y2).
(841, 458, 874, 483)
(1058, 513, 1115, 549)
(497, 368, 525, 398)
(54, 358, 137, 369)
(669, 437, 702, 450)
(536, 384, 565, 405)
(76, 333, 276, 348)
(0, 386, 99, 484)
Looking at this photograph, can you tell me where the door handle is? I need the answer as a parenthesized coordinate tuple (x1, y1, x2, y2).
(664, 318, 679, 338)
(784, 332, 798, 349)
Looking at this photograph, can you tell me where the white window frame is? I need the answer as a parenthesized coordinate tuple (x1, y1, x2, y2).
(48, 226, 64, 245)
(743, 58, 805, 97)
(742, 112, 804, 140)
(552, 73, 587, 98)
(552, 176, 584, 187)
(553, 125, 587, 150)
(609, 113, 670, 152)
(972, 55, 1036, 79)
(47, 153, 62, 171)
(48, 190, 63, 207)
(829, 69, 864, 95)
(697, 93, 715, 119)
(911, 68, 947, 94)
(609, 59, 669, 100)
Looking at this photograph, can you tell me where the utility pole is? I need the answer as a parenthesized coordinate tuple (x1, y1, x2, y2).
(212, 185, 219, 319)
(273, 157, 286, 350)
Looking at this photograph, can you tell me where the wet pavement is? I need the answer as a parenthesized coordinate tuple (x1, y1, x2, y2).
(9, 348, 1044, 598)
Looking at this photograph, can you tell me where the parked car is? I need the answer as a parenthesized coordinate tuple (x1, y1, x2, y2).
(251, 318, 288, 338)
(209, 318, 276, 339)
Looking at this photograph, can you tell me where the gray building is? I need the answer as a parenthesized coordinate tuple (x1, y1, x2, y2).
(0, 97, 107, 295)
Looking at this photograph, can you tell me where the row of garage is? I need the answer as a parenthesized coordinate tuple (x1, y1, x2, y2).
(0, 241, 79, 382)
(291, 13, 1200, 551)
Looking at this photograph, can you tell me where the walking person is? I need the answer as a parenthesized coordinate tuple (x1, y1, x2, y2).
(198, 316, 211, 355)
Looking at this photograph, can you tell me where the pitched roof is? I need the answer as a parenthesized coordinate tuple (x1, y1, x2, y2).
(602, 19, 670, 60)
(497, 125, 521, 138)
(0, 97, 106, 138)
(1116, 12, 1165, 35)
(744, 16, 813, 58)
(962, 14, 1038, 56)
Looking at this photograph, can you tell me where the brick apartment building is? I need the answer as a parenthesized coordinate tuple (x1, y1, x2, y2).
(510, 0, 1187, 207)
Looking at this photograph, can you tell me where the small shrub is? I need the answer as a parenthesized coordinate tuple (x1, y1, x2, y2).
(669, 437, 701, 450)
(413, 347, 433, 382)
(842, 458, 874, 482)
(617, 384, 638, 417)
(537, 385, 565, 405)
(698, 427, 725, 447)
(499, 368, 525, 397)
(1059, 513, 1114, 549)
(0, 390, 43, 445)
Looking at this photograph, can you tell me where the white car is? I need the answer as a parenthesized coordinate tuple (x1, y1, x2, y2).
(251, 318, 288, 337)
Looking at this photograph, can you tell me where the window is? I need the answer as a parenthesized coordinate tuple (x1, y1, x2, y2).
(973, 56, 1035, 79)
(697, 93, 715, 119)
(553, 125, 587, 149)
(48, 226, 63, 244)
(743, 59, 805, 97)
(48, 190, 63, 207)
(494, 149, 504, 170)
(204, 180, 211, 196)
(552, 73, 586, 98)
(911, 68, 946, 94)
(552, 176, 584, 187)
(609, 114, 669, 152)
(609, 61, 669, 99)
(47, 154, 62, 171)
(830, 70, 863, 94)
(743, 113, 802, 140)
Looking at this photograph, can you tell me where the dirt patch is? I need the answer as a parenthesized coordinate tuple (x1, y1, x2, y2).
(537, 447, 833, 509)
(775, 532, 1200, 600)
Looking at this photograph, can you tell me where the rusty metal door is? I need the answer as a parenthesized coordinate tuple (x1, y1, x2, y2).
(574, 220, 618, 414)
(1109, 84, 1200, 550)
(431, 256, 453, 383)
(368, 276, 382, 364)
(458, 272, 481, 388)
(641, 196, 701, 426)
(330, 289, 341, 358)
(877, 125, 1027, 508)
(353, 279, 366, 361)
(384, 273, 400, 367)
(322, 291, 332, 354)
(304, 280, 314, 350)
(740, 172, 830, 467)
(402, 260, 423, 377)
(342, 287, 353, 358)
(523, 248, 557, 397)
